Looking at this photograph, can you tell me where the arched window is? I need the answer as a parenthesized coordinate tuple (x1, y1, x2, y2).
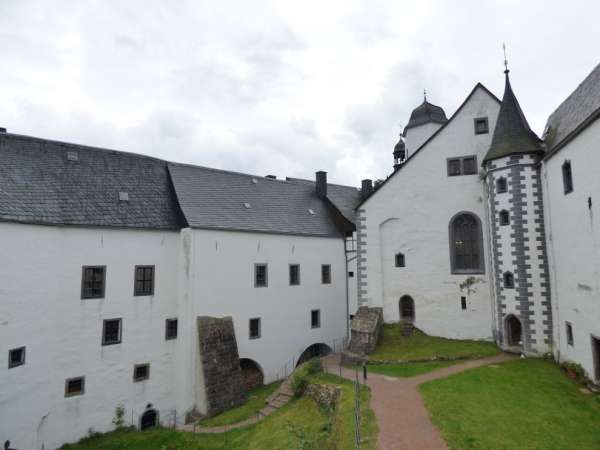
(395, 253, 405, 268)
(449, 212, 484, 274)
(499, 210, 510, 226)
(496, 177, 507, 193)
(503, 272, 515, 288)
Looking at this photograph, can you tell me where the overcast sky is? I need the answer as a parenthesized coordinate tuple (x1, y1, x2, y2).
(1, 1, 599, 186)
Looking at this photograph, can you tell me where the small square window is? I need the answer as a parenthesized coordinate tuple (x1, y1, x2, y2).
(348, 271, 354, 278)
(447, 158, 461, 176)
(8, 346, 25, 369)
(134, 265, 155, 296)
(566, 322, 574, 346)
(102, 319, 122, 345)
(249, 318, 261, 339)
(133, 363, 150, 382)
(321, 264, 331, 284)
(289, 264, 300, 286)
(462, 157, 477, 175)
(461, 296, 467, 310)
(311, 309, 321, 329)
(496, 177, 508, 193)
(499, 210, 510, 226)
(474, 117, 489, 134)
(395, 253, 405, 268)
(254, 264, 268, 287)
(165, 318, 178, 340)
(65, 376, 85, 397)
(81, 266, 106, 299)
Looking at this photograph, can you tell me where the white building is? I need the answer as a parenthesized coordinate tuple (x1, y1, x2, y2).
(356, 62, 600, 379)
(0, 134, 361, 449)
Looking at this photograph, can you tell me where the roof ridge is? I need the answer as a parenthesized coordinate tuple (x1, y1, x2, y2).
(546, 62, 600, 123)
(167, 161, 298, 185)
(285, 176, 359, 190)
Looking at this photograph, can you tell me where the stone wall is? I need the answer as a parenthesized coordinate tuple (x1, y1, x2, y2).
(197, 316, 246, 415)
(346, 306, 383, 354)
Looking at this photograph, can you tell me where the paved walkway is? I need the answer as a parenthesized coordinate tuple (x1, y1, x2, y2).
(322, 353, 515, 450)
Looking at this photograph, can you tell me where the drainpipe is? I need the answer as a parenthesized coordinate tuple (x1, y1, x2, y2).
(344, 235, 350, 343)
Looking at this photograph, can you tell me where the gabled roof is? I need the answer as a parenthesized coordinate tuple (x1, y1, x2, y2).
(543, 62, 600, 158)
(0, 132, 184, 229)
(356, 83, 501, 209)
(483, 71, 543, 163)
(286, 177, 361, 224)
(168, 164, 344, 237)
(404, 100, 448, 134)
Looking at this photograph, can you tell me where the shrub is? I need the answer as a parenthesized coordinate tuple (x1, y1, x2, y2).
(292, 372, 309, 397)
(307, 358, 323, 375)
(561, 361, 589, 383)
(112, 404, 126, 429)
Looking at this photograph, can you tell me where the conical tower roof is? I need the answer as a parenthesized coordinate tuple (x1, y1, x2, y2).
(483, 71, 543, 163)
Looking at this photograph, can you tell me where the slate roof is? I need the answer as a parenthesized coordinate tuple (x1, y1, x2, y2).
(168, 164, 345, 237)
(544, 63, 600, 155)
(483, 71, 543, 163)
(0, 132, 184, 229)
(404, 100, 448, 133)
(285, 177, 361, 224)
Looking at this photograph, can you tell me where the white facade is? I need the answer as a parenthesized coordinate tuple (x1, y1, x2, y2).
(404, 122, 444, 156)
(357, 86, 500, 339)
(0, 223, 348, 449)
(543, 119, 600, 380)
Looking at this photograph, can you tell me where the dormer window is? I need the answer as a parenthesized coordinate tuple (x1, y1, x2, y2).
(474, 117, 489, 134)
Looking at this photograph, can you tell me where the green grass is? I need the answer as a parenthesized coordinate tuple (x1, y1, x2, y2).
(200, 381, 281, 427)
(370, 325, 499, 361)
(420, 359, 600, 450)
(60, 373, 377, 450)
(366, 360, 457, 378)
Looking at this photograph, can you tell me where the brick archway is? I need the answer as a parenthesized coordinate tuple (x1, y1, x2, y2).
(239, 358, 264, 390)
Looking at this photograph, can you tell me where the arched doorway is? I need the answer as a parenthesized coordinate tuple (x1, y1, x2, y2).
(140, 408, 158, 430)
(296, 343, 332, 366)
(399, 295, 415, 322)
(505, 315, 522, 347)
(239, 358, 264, 390)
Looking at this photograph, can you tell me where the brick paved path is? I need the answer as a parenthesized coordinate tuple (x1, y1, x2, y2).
(322, 353, 515, 450)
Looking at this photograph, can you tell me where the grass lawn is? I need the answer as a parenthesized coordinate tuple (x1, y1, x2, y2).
(60, 373, 377, 450)
(369, 324, 499, 361)
(200, 381, 281, 427)
(367, 361, 457, 378)
(420, 358, 600, 450)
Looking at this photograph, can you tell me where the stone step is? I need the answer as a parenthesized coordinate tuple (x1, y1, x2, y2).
(269, 396, 288, 408)
(259, 405, 277, 417)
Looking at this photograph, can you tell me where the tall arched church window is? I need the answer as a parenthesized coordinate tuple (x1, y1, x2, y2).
(449, 212, 484, 274)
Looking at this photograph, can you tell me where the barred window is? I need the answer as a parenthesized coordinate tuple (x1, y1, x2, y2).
(321, 265, 331, 284)
(81, 266, 106, 299)
(133, 363, 150, 382)
(134, 266, 154, 296)
(102, 318, 122, 345)
(165, 318, 178, 340)
(311, 309, 321, 329)
(249, 318, 261, 339)
(254, 264, 268, 287)
(65, 376, 85, 397)
(289, 264, 300, 285)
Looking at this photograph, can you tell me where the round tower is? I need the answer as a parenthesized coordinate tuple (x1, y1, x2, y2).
(483, 68, 552, 355)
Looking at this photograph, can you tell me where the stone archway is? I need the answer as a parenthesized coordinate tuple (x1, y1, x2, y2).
(239, 358, 264, 390)
(399, 295, 415, 322)
(505, 315, 522, 347)
(296, 343, 332, 366)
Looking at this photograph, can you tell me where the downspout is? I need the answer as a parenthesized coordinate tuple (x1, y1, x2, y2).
(344, 235, 350, 342)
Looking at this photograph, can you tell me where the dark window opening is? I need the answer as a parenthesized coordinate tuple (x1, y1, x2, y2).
(348, 271, 354, 278)
(566, 322, 574, 346)
(462, 157, 476, 175)
(140, 408, 158, 430)
(496, 177, 507, 193)
(289, 264, 300, 285)
(450, 213, 484, 274)
(499, 210, 510, 226)
(134, 265, 154, 296)
(448, 156, 478, 176)
(503, 272, 515, 289)
(399, 295, 415, 322)
(474, 117, 489, 134)
(447, 158, 461, 176)
(461, 296, 467, 310)
(165, 318, 178, 340)
(249, 318, 261, 339)
(65, 376, 85, 397)
(133, 363, 150, 382)
(81, 266, 106, 299)
(395, 253, 406, 268)
(8, 346, 25, 369)
(321, 264, 331, 284)
(254, 264, 268, 287)
(592, 336, 600, 382)
(311, 309, 321, 329)
(506, 315, 522, 347)
(102, 318, 122, 345)
(562, 160, 573, 194)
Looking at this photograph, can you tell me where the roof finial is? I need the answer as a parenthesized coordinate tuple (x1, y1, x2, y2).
(503, 42, 509, 74)
(423, 88, 427, 102)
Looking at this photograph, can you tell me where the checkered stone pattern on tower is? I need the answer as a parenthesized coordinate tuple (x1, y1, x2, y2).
(485, 154, 552, 354)
(356, 208, 369, 307)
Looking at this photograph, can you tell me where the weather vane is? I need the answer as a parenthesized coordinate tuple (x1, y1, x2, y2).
(423, 88, 427, 102)
(503, 42, 509, 73)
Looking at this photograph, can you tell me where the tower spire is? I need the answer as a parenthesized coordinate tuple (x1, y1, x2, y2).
(503, 42, 509, 74)
(423, 88, 427, 102)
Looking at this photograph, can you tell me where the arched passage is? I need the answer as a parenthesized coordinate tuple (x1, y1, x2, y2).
(399, 295, 415, 322)
(140, 408, 158, 430)
(239, 358, 264, 390)
(505, 315, 522, 347)
(296, 343, 332, 366)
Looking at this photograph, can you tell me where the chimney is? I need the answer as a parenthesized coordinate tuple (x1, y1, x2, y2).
(315, 171, 327, 198)
(0, 127, 6, 133)
(265, 175, 276, 179)
(361, 179, 373, 199)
